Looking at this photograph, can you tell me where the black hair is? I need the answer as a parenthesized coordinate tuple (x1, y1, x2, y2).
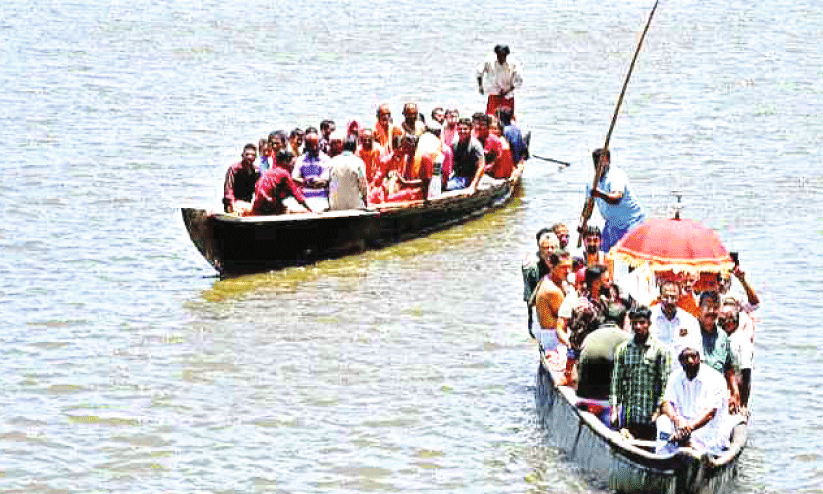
(629, 305, 652, 321)
(585, 225, 601, 238)
(431, 107, 444, 119)
(699, 291, 721, 307)
(496, 107, 513, 126)
(592, 147, 610, 165)
(535, 227, 552, 244)
(342, 135, 358, 153)
(604, 302, 628, 326)
(304, 126, 319, 136)
(458, 117, 472, 127)
(320, 119, 335, 131)
(290, 128, 304, 138)
(584, 264, 608, 290)
(243, 143, 257, 153)
(472, 112, 490, 126)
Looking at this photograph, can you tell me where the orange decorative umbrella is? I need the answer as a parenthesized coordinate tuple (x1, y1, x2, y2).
(608, 218, 734, 274)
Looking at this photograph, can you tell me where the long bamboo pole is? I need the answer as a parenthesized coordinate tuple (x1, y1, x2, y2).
(577, 0, 660, 247)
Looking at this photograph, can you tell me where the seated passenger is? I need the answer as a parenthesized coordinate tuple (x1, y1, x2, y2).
(373, 104, 396, 153)
(291, 128, 331, 212)
(268, 130, 294, 172)
(472, 113, 504, 180)
(488, 117, 515, 179)
(328, 135, 368, 210)
(446, 118, 485, 192)
(650, 280, 702, 372)
(327, 131, 345, 158)
(551, 222, 571, 250)
(576, 302, 631, 421)
(718, 302, 753, 412)
(385, 135, 434, 203)
(441, 108, 459, 147)
(370, 135, 416, 204)
(247, 167, 314, 216)
(223, 143, 260, 214)
(288, 127, 304, 157)
(697, 291, 741, 413)
(412, 123, 444, 199)
(318, 119, 335, 155)
(657, 346, 730, 454)
(496, 107, 527, 165)
(394, 103, 426, 148)
(534, 249, 573, 373)
(611, 306, 671, 440)
(356, 129, 385, 186)
(257, 138, 272, 172)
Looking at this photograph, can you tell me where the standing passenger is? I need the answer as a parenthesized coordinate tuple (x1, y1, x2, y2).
(319, 119, 335, 155)
(610, 306, 671, 440)
(476, 44, 522, 119)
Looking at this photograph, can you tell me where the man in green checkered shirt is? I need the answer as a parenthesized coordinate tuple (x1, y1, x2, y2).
(610, 305, 672, 440)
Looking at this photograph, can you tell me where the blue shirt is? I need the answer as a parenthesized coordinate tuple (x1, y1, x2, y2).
(503, 124, 526, 165)
(586, 165, 645, 250)
(292, 152, 331, 199)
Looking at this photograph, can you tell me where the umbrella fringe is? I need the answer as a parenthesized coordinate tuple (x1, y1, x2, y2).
(609, 252, 734, 275)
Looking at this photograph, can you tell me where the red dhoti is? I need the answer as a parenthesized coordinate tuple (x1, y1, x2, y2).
(486, 95, 515, 119)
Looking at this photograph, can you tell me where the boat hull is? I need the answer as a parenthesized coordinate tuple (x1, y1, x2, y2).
(534, 361, 746, 494)
(182, 170, 521, 274)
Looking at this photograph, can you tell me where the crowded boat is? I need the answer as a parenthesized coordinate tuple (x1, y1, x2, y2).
(221, 103, 528, 217)
(524, 180, 758, 457)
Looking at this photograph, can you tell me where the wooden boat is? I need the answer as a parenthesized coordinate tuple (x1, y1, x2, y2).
(534, 356, 748, 494)
(182, 164, 524, 275)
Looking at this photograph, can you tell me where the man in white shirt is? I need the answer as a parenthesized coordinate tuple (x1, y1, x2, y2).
(657, 346, 729, 455)
(476, 44, 523, 119)
(328, 135, 368, 210)
(718, 302, 753, 411)
(650, 280, 702, 372)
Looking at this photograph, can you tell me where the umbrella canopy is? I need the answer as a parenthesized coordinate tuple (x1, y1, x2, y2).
(609, 218, 734, 274)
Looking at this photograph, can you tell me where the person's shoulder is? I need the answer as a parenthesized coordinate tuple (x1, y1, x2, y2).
(698, 365, 725, 386)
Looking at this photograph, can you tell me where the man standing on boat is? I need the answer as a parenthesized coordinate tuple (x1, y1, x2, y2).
(223, 143, 261, 214)
(611, 306, 671, 440)
(476, 44, 522, 119)
(582, 148, 646, 252)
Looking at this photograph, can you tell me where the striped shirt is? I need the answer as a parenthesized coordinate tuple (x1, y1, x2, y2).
(611, 336, 671, 427)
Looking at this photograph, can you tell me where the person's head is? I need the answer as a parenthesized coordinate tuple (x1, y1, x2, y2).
(537, 231, 560, 263)
(551, 223, 570, 249)
(679, 347, 701, 380)
(698, 291, 721, 331)
(494, 44, 510, 64)
(659, 280, 681, 314)
(303, 128, 320, 153)
(290, 128, 304, 149)
(592, 148, 610, 171)
(358, 128, 375, 150)
(456, 118, 473, 142)
(491, 119, 505, 137)
(472, 112, 490, 138)
(445, 108, 460, 127)
(496, 107, 514, 126)
(242, 143, 257, 165)
(398, 134, 417, 155)
(549, 249, 573, 281)
(259, 139, 271, 157)
(717, 302, 740, 335)
(604, 302, 628, 327)
(320, 119, 335, 139)
(377, 104, 392, 126)
(342, 134, 358, 153)
(328, 131, 345, 157)
(535, 227, 552, 246)
(584, 225, 601, 254)
(269, 130, 288, 152)
(628, 306, 652, 341)
(431, 107, 445, 124)
(585, 264, 610, 298)
(402, 103, 418, 125)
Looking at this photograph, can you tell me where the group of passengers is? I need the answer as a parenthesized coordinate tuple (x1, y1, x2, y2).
(523, 224, 759, 455)
(222, 103, 527, 216)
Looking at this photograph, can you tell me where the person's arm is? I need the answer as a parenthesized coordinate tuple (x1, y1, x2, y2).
(725, 367, 740, 414)
(504, 62, 523, 95)
(468, 143, 486, 192)
(291, 162, 305, 186)
(733, 266, 760, 307)
(556, 316, 571, 348)
(591, 188, 624, 205)
(286, 175, 314, 213)
(535, 283, 554, 330)
(223, 167, 237, 213)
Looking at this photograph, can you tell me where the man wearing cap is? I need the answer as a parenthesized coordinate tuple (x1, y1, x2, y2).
(476, 44, 523, 119)
(657, 346, 729, 454)
(611, 306, 671, 440)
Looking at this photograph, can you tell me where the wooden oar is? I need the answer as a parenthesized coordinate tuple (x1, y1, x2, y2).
(532, 155, 571, 167)
(577, 0, 660, 247)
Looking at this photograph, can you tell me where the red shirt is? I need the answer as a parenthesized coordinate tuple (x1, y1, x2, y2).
(477, 133, 504, 176)
(250, 168, 307, 215)
(488, 136, 514, 179)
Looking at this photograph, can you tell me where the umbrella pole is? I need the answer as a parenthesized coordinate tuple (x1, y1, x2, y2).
(577, 0, 660, 247)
